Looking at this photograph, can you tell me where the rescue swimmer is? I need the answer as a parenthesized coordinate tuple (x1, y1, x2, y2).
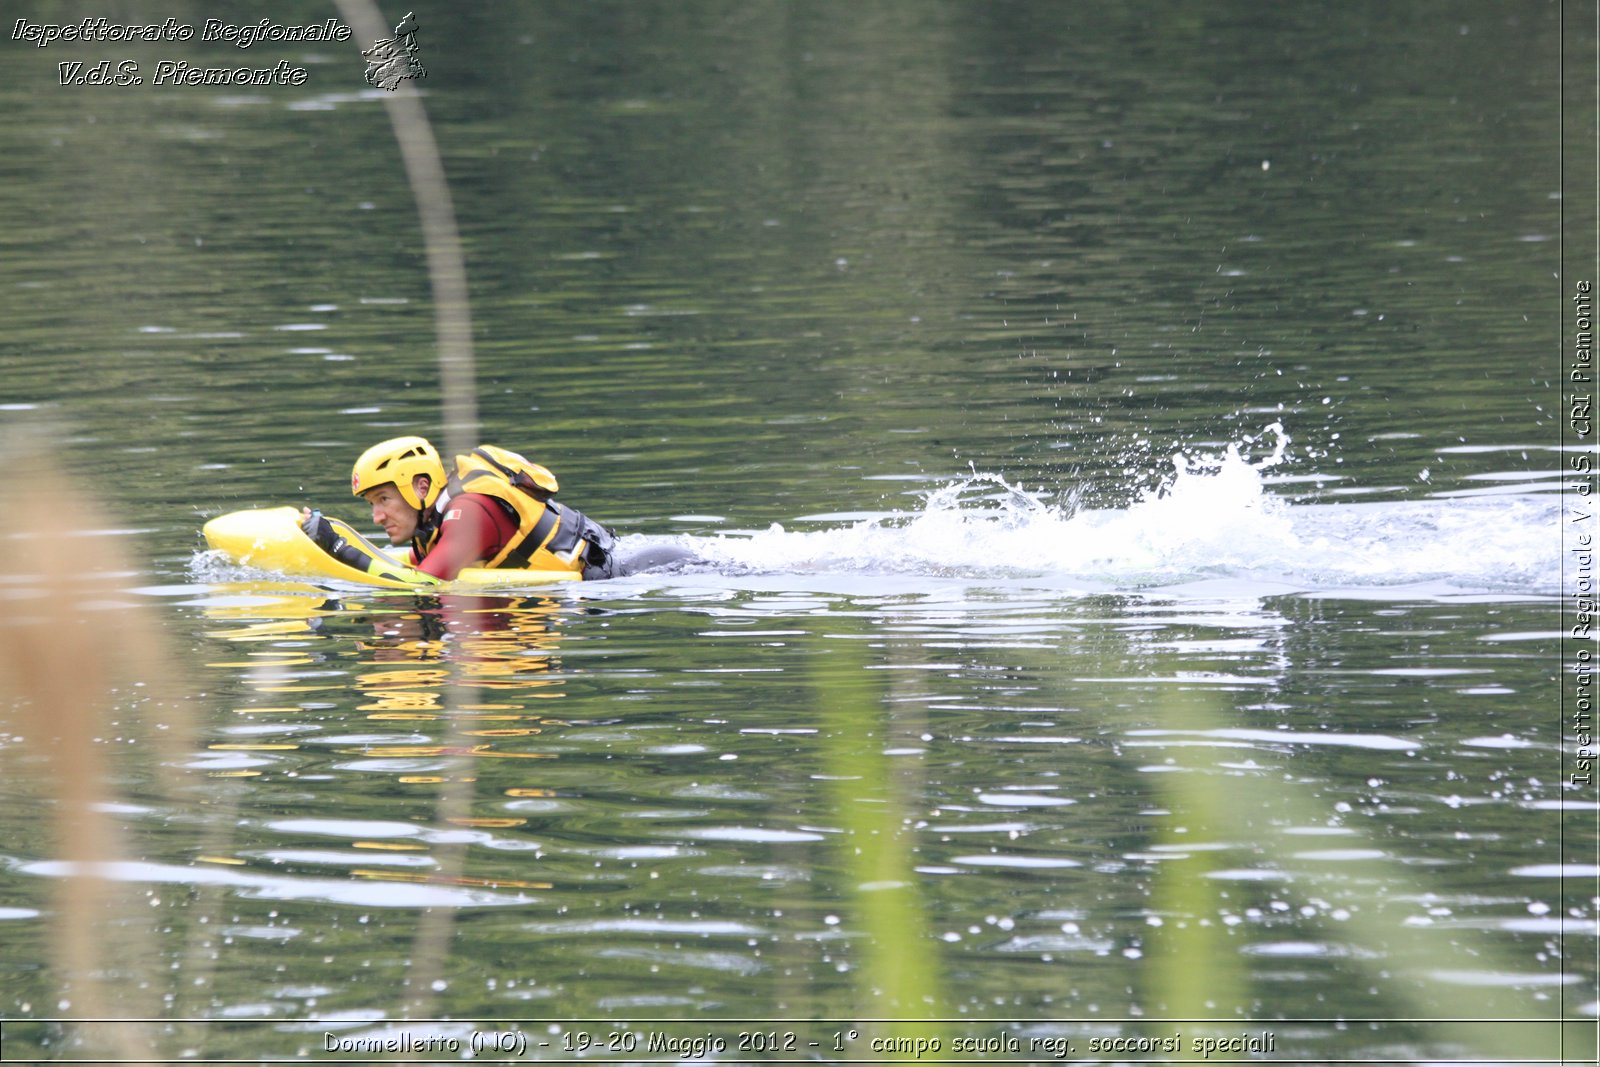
(300, 435, 616, 583)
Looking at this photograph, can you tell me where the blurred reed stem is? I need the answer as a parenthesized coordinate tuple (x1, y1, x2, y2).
(329, 1, 483, 1029)
(0, 438, 193, 1061)
(817, 631, 941, 1051)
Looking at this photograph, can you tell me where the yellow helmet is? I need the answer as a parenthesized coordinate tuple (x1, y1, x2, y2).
(351, 436, 446, 511)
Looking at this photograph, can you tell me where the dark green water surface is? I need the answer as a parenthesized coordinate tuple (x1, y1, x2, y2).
(0, 1, 1590, 1062)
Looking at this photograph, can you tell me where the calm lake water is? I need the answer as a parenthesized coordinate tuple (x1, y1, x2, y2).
(0, 0, 1592, 1062)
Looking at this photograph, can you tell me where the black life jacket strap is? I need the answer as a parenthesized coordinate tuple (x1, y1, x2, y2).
(501, 500, 563, 568)
(410, 497, 444, 562)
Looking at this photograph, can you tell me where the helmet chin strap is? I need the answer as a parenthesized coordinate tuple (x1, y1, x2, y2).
(413, 499, 442, 544)
(411, 475, 446, 541)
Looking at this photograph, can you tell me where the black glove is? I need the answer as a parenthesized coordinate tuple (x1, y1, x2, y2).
(302, 510, 338, 551)
(301, 510, 366, 570)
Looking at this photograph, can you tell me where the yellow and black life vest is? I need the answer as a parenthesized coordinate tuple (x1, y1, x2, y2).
(412, 445, 612, 576)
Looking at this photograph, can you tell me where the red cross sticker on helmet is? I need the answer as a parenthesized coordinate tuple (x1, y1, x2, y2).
(352, 473, 362, 492)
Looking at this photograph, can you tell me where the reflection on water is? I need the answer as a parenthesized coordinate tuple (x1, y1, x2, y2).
(204, 587, 578, 894)
(1, 547, 1587, 1058)
(34, 556, 1554, 1057)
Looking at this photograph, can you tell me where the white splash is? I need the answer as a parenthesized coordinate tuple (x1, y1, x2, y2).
(633, 424, 1559, 594)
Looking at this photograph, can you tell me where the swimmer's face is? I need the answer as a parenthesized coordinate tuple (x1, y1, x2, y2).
(364, 477, 429, 544)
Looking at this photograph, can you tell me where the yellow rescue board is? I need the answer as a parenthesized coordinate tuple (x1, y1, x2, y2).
(201, 507, 582, 590)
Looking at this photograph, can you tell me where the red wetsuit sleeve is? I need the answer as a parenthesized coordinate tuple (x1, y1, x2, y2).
(412, 494, 520, 580)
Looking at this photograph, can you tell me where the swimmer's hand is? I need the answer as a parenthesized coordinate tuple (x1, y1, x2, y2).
(300, 508, 366, 570)
(301, 508, 337, 551)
